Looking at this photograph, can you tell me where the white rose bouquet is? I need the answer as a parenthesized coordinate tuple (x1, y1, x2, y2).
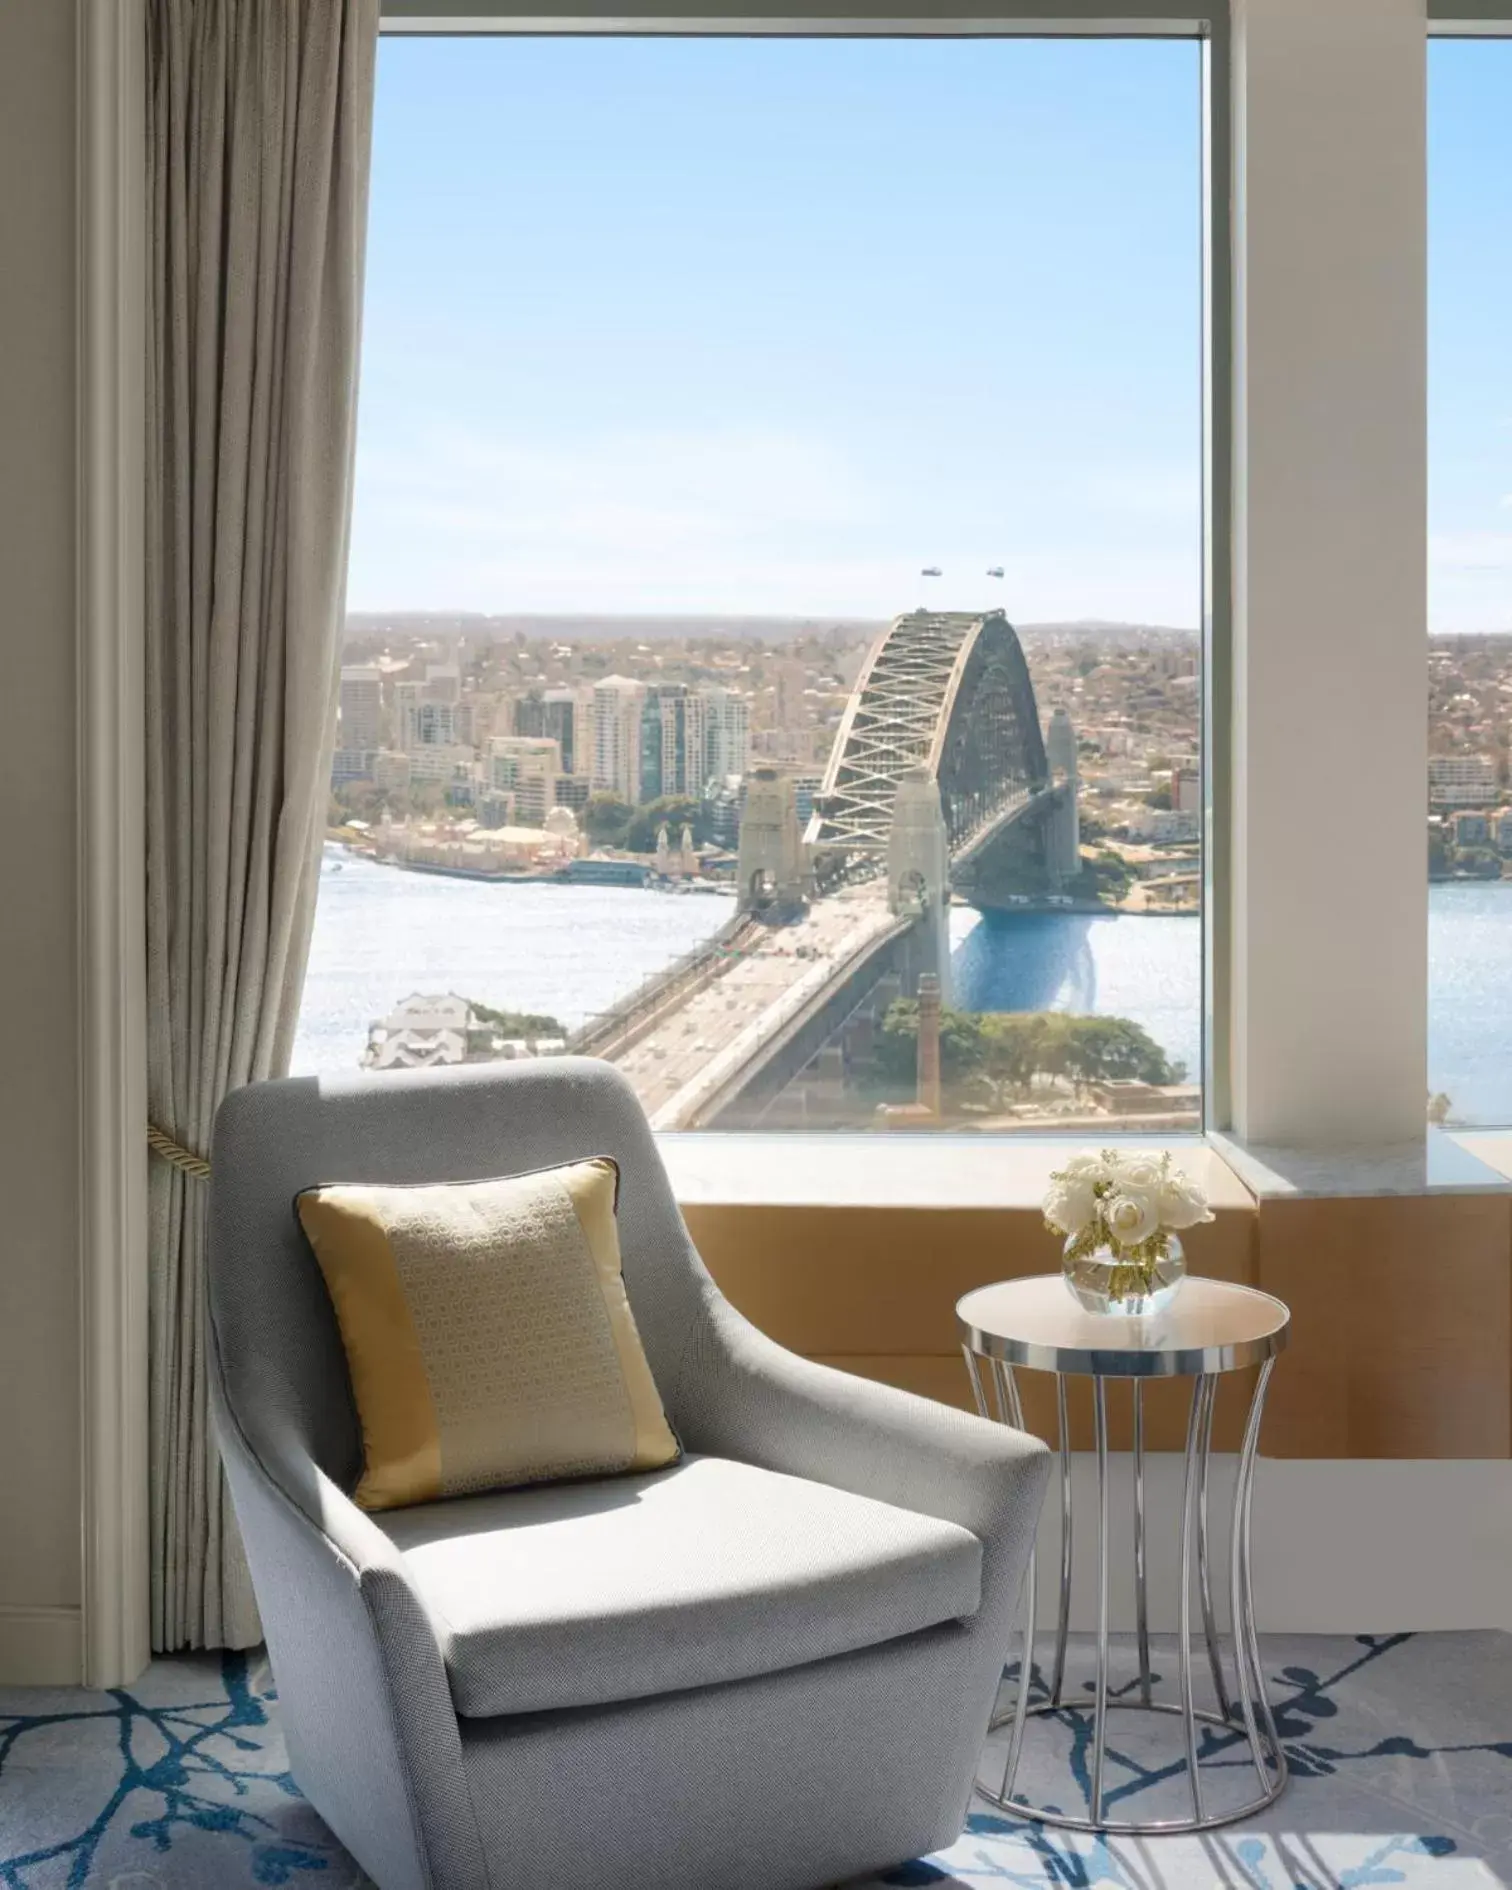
(1043, 1148, 1212, 1308)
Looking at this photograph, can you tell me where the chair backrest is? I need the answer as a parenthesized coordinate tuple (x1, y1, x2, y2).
(208, 1058, 713, 1491)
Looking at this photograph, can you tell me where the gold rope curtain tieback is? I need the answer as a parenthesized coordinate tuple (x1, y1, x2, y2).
(147, 1123, 212, 1181)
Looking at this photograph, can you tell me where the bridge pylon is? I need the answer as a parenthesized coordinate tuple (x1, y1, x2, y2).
(736, 767, 810, 916)
(888, 764, 952, 1005)
(1044, 705, 1082, 884)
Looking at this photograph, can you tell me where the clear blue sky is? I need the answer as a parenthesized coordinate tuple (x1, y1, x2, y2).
(345, 33, 1512, 632)
(1430, 39, 1512, 635)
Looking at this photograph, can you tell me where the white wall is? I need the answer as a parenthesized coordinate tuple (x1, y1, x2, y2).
(1229, 0, 1428, 1144)
(0, 1, 83, 1683)
(1034, 1458, 1512, 1636)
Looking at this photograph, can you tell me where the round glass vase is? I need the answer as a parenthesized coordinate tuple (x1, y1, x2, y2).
(1062, 1231, 1185, 1317)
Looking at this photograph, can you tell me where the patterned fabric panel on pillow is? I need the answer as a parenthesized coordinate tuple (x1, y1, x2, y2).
(297, 1158, 679, 1511)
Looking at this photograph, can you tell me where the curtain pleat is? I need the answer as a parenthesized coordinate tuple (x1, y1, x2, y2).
(145, 0, 379, 1650)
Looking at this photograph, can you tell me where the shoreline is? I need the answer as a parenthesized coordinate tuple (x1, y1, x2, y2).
(329, 843, 734, 895)
(332, 846, 1200, 915)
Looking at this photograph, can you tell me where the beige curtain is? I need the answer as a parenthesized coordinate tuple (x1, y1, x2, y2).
(145, 0, 379, 1650)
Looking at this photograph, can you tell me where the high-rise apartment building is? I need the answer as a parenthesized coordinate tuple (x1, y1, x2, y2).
(702, 687, 751, 787)
(338, 666, 384, 754)
(590, 676, 646, 802)
(514, 687, 590, 775)
(640, 684, 708, 803)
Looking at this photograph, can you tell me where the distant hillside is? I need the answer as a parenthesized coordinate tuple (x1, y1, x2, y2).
(343, 611, 1200, 646)
(343, 612, 885, 646)
(1019, 620, 1198, 642)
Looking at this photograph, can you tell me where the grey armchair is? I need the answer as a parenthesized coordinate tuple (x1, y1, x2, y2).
(208, 1059, 1049, 1890)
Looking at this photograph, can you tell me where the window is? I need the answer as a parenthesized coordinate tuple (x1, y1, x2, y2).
(293, 31, 1206, 1133)
(1427, 36, 1512, 1130)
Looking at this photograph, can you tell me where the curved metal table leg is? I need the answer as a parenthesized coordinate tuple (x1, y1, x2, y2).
(1196, 1373, 1233, 1719)
(995, 1361, 1036, 1807)
(1178, 1375, 1208, 1823)
(1090, 1378, 1110, 1825)
(1132, 1379, 1151, 1708)
(1052, 1373, 1072, 1707)
(1233, 1359, 1288, 1798)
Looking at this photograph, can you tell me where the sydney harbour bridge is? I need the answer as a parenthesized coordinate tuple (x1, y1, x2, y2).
(580, 609, 1081, 1129)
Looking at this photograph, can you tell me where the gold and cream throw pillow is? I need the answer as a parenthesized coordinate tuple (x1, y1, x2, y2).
(296, 1157, 679, 1512)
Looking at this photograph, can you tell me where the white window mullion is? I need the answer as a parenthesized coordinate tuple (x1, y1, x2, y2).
(1228, 0, 1428, 1144)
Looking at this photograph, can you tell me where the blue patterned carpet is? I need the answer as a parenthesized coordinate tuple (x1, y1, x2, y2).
(0, 1633, 1508, 1887)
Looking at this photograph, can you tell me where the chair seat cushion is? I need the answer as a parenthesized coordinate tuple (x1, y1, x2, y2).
(381, 1453, 983, 1718)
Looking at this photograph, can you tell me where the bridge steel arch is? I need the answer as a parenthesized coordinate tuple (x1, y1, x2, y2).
(806, 609, 1050, 862)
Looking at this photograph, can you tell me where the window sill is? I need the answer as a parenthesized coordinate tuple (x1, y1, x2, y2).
(1211, 1130, 1512, 1201)
(657, 1127, 1512, 1210)
(658, 1130, 1248, 1212)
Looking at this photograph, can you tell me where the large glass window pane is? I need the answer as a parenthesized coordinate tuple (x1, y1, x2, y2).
(294, 34, 1205, 1134)
(1428, 39, 1512, 1130)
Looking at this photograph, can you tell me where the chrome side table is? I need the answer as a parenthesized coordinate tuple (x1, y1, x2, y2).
(956, 1274, 1291, 1836)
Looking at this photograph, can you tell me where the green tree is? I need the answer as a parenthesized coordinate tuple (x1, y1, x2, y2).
(979, 1013, 1054, 1093)
(583, 793, 634, 846)
(875, 1001, 987, 1086)
(1058, 1015, 1179, 1087)
(469, 1001, 568, 1039)
(1065, 849, 1135, 905)
(872, 1003, 1181, 1104)
(623, 796, 712, 854)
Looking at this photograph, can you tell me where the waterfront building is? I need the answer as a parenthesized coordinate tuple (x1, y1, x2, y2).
(1452, 808, 1493, 848)
(338, 665, 384, 754)
(590, 675, 647, 801)
(1428, 754, 1498, 808)
(362, 991, 568, 1072)
(488, 735, 562, 827)
(563, 856, 651, 887)
(380, 819, 574, 875)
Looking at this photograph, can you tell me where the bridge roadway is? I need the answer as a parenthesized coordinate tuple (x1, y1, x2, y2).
(608, 882, 909, 1131)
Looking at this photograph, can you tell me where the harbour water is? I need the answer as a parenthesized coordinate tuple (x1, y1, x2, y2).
(290, 848, 1512, 1126)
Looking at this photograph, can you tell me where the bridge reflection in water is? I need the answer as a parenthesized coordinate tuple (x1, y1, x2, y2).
(581, 609, 1080, 1130)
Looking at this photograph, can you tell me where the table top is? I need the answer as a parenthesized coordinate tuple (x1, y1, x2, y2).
(956, 1275, 1290, 1378)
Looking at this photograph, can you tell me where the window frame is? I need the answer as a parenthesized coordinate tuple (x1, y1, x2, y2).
(371, 0, 1232, 1130)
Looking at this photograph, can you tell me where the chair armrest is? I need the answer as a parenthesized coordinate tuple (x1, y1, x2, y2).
(678, 1292, 1050, 1596)
(212, 1395, 492, 1890)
